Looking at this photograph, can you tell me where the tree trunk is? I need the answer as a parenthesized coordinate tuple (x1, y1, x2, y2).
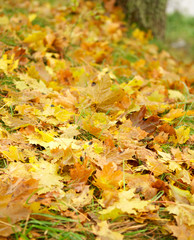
(117, 0, 167, 39)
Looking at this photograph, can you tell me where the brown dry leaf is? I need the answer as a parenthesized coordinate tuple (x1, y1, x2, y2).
(101, 189, 120, 207)
(92, 220, 123, 240)
(126, 174, 157, 199)
(168, 223, 194, 240)
(0, 177, 38, 237)
(146, 156, 168, 176)
(129, 106, 160, 133)
(85, 72, 124, 112)
(34, 61, 52, 82)
(50, 146, 75, 167)
(105, 147, 136, 165)
(118, 119, 148, 141)
(2, 113, 37, 130)
(154, 131, 169, 144)
(158, 123, 176, 136)
(62, 186, 93, 209)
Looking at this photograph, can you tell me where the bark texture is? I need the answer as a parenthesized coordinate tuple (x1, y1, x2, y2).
(117, 0, 167, 39)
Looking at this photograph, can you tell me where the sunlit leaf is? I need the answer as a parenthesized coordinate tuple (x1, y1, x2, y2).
(94, 162, 123, 191)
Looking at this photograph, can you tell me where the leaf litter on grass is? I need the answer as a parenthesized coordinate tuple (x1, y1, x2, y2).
(0, 0, 193, 239)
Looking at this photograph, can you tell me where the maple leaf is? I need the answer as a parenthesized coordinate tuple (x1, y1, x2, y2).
(85, 71, 124, 112)
(169, 183, 194, 205)
(169, 126, 190, 145)
(154, 131, 169, 144)
(50, 146, 75, 167)
(167, 201, 194, 240)
(146, 157, 168, 176)
(158, 123, 176, 136)
(93, 162, 123, 191)
(132, 28, 152, 43)
(148, 90, 165, 102)
(92, 220, 123, 240)
(0, 177, 38, 237)
(168, 89, 185, 102)
(126, 174, 158, 200)
(62, 186, 93, 209)
(57, 69, 74, 86)
(100, 189, 157, 220)
(35, 128, 54, 142)
(128, 106, 160, 133)
(1, 146, 24, 162)
(0, 54, 19, 74)
(168, 223, 194, 240)
(70, 160, 93, 192)
(5, 47, 28, 65)
(30, 160, 64, 194)
(162, 108, 184, 122)
(118, 118, 148, 141)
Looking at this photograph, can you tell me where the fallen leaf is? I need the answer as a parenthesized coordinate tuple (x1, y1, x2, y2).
(94, 162, 123, 191)
(92, 220, 123, 240)
(70, 160, 93, 192)
(0, 177, 38, 237)
(129, 106, 160, 133)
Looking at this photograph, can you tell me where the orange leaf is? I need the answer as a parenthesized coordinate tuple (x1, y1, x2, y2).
(70, 160, 93, 192)
(94, 162, 123, 191)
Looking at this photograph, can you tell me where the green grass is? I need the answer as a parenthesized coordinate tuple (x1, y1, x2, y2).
(31, 17, 53, 28)
(166, 12, 194, 61)
(150, 12, 194, 62)
(123, 224, 176, 240)
(2, 7, 28, 17)
(13, 213, 94, 240)
(167, 12, 194, 43)
(0, 35, 19, 46)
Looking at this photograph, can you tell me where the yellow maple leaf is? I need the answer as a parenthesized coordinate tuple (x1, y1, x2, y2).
(168, 89, 185, 102)
(30, 160, 63, 194)
(1, 146, 24, 162)
(167, 204, 194, 226)
(148, 91, 165, 102)
(85, 72, 123, 111)
(92, 221, 123, 240)
(100, 189, 156, 220)
(169, 183, 194, 205)
(93, 142, 104, 154)
(54, 106, 74, 122)
(35, 128, 54, 142)
(176, 126, 190, 144)
(24, 31, 46, 43)
(127, 75, 144, 87)
(162, 108, 184, 122)
(169, 126, 190, 145)
(0, 54, 19, 74)
(28, 13, 37, 22)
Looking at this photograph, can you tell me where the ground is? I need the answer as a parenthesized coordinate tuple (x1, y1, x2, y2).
(0, 1, 193, 240)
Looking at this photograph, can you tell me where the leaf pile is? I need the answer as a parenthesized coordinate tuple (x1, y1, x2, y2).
(0, 0, 193, 239)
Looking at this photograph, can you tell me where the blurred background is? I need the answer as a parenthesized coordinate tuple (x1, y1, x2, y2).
(165, 0, 194, 62)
